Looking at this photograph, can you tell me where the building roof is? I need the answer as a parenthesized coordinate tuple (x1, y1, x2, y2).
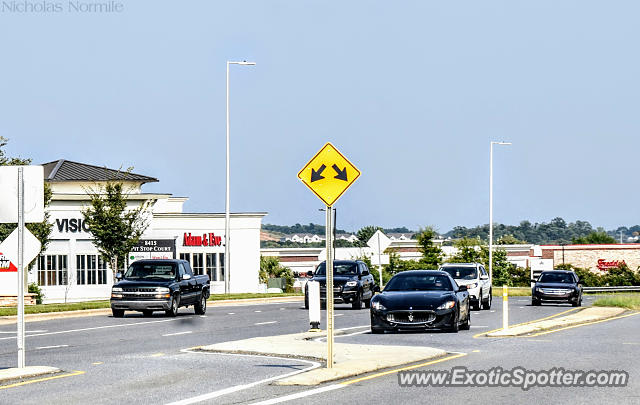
(42, 159, 158, 184)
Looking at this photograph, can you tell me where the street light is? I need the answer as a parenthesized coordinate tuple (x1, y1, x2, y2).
(489, 141, 511, 282)
(225, 60, 256, 294)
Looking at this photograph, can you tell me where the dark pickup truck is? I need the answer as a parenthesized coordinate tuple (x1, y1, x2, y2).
(110, 259, 210, 317)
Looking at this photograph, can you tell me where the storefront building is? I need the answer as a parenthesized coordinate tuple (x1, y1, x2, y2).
(31, 160, 265, 303)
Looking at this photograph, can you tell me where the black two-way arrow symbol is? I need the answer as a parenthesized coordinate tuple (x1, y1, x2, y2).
(310, 164, 348, 182)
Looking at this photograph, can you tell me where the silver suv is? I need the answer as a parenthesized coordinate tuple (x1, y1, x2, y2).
(439, 263, 492, 310)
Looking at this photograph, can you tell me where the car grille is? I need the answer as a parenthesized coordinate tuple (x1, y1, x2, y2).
(121, 287, 159, 299)
(540, 288, 572, 295)
(387, 311, 436, 324)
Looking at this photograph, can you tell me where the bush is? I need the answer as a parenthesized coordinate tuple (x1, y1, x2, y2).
(260, 256, 295, 292)
(28, 283, 44, 304)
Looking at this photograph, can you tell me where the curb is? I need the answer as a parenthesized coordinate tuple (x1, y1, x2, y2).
(0, 366, 61, 385)
(0, 296, 304, 325)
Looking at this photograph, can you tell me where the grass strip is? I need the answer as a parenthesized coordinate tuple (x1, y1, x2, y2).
(593, 295, 640, 310)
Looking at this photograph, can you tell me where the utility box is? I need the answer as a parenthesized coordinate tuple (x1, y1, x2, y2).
(267, 277, 286, 290)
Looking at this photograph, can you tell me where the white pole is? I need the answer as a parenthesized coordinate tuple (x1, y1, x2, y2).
(489, 143, 494, 282)
(325, 206, 334, 368)
(17, 167, 25, 368)
(225, 61, 231, 294)
(224, 61, 255, 294)
(377, 234, 382, 287)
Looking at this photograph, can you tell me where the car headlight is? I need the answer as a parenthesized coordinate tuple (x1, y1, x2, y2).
(111, 287, 123, 299)
(112, 287, 123, 292)
(437, 300, 456, 310)
(155, 287, 170, 293)
(467, 283, 478, 289)
(535, 287, 540, 292)
(372, 301, 387, 311)
(345, 281, 357, 287)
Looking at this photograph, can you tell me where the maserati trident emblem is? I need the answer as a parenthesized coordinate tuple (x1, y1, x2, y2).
(408, 312, 414, 322)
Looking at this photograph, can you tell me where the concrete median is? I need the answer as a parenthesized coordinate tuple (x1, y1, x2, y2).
(197, 329, 447, 385)
(485, 307, 627, 337)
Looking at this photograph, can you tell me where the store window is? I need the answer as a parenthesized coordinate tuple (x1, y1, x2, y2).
(76, 255, 108, 285)
(179, 253, 190, 262)
(192, 253, 204, 275)
(37, 255, 68, 286)
(206, 253, 220, 281)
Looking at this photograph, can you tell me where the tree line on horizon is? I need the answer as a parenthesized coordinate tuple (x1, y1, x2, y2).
(263, 217, 640, 245)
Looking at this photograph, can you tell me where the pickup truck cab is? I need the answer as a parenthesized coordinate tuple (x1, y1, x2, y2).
(110, 259, 210, 317)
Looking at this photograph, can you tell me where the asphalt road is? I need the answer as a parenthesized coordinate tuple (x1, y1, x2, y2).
(0, 294, 635, 404)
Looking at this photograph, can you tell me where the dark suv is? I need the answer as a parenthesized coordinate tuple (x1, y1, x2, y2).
(532, 270, 582, 307)
(305, 260, 377, 310)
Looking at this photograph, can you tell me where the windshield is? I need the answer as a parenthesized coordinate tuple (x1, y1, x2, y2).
(440, 267, 477, 280)
(539, 273, 574, 284)
(384, 274, 453, 291)
(124, 262, 176, 280)
(315, 262, 358, 276)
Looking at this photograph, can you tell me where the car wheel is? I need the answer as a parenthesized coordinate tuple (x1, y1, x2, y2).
(142, 310, 153, 317)
(532, 298, 541, 306)
(448, 311, 459, 333)
(194, 293, 207, 315)
(460, 308, 471, 330)
(352, 292, 363, 310)
(371, 327, 384, 334)
(112, 309, 124, 318)
(165, 295, 179, 317)
(483, 289, 492, 310)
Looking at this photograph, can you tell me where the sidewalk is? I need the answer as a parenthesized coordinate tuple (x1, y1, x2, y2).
(198, 329, 447, 385)
(0, 366, 60, 385)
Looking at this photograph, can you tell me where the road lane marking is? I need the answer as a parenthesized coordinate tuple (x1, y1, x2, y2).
(0, 318, 178, 341)
(92, 362, 103, 365)
(151, 353, 165, 357)
(472, 350, 480, 352)
(249, 353, 467, 405)
(0, 370, 85, 390)
(334, 314, 343, 317)
(313, 329, 369, 342)
(254, 310, 262, 313)
(227, 313, 235, 315)
(35, 345, 69, 350)
(163, 331, 192, 337)
(474, 307, 580, 338)
(254, 321, 278, 326)
(168, 351, 320, 405)
(525, 311, 640, 337)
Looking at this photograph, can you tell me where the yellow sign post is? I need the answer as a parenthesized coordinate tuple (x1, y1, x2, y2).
(298, 142, 360, 368)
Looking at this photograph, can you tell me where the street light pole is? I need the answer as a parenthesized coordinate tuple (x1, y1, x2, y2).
(225, 60, 256, 294)
(489, 141, 511, 282)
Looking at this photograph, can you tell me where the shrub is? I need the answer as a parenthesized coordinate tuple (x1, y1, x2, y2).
(28, 283, 44, 304)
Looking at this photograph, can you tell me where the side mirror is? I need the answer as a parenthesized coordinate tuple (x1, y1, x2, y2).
(307, 271, 313, 277)
(480, 275, 489, 280)
(531, 279, 538, 283)
(362, 270, 370, 276)
(458, 285, 468, 292)
(115, 272, 123, 280)
(182, 274, 192, 280)
(373, 285, 380, 293)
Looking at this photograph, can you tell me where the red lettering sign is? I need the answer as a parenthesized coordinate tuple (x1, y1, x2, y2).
(183, 232, 223, 247)
(0, 253, 17, 272)
(597, 259, 626, 271)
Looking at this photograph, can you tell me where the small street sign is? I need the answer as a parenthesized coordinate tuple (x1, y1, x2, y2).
(0, 227, 41, 267)
(298, 143, 361, 207)
(367, 230, 391, 254)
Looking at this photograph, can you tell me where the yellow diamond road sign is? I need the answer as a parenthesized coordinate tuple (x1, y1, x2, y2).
(298, 143, 361, 207)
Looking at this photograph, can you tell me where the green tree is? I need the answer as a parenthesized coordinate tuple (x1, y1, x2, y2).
(82, 180, 150, 281)
(496, 234, 526, 245)
(259, 256, 294, 292)
(448, 237, 483, 263)
(572, 231, 617, 245)
(416, 227, 443, 268)
(355, 225, 383, 247)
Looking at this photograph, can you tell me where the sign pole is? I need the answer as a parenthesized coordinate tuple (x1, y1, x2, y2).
(325, 205, 334, 369)
(377, 234, 382, 287)
(17, 167, 25, 368)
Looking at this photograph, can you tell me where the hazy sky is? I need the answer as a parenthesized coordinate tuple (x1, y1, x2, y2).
(2, 1, 638, 233)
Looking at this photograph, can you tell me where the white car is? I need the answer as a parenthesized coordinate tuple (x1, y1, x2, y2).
(439, 263, 492, 310)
